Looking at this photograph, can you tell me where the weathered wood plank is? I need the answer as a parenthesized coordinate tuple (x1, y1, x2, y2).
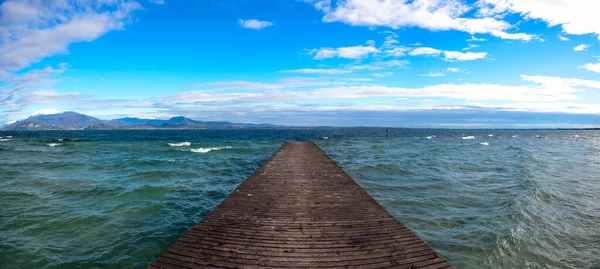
(148, 142, 454, 269)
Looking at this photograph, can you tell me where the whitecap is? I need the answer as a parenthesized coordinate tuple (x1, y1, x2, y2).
(424, 136, 434, 139)
(47, 143, 61, 147)
(58, 139, 64, 141)
(479, 142, 489, 146)
(512, 135, 518, 138)
(488, 134, 494, 137)
(322, 137, 329, 140)
(462, 136, 475, 140)
(0, 138, 10, 142)
(190, 146, 232, 153)
(168, 142, 191, 147)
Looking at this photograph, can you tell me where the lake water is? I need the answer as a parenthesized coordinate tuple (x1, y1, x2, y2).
(0, 129, 599, 268)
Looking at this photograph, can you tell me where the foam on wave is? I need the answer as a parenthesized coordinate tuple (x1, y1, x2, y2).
(462, 136, 475, 140)
(47, 143, 62, 147)
(190, 146, 232, 153)
(168, 142, 191, 147)
(479, 142, 489, 146)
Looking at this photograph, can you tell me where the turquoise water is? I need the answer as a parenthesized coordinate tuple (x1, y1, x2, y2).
(0, 129, 599, 268)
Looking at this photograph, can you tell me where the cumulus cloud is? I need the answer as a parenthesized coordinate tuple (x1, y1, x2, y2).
(443, 51, 487, 61)
(306, 0, 534, 41)
(478, 0, 600, 39)
(580, 62, 600, 74)
(410, 47, 442, 56)
(238, 19, 274, 30)
(573, 44, 588, 51)
(0, 0, 142, 71)
(558, 35, 569, 41)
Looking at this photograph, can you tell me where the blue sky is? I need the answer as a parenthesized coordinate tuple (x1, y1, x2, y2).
(1, 0, 600, 127)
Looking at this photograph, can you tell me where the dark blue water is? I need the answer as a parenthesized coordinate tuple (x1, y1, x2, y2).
(0, 129, 599, 268)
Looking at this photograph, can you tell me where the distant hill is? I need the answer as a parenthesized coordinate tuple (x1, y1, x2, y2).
(3, 112, 102, 130)
(3, 112, 281, 130)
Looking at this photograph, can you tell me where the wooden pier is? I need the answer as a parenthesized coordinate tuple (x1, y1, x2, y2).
(149, 142, 454, 269)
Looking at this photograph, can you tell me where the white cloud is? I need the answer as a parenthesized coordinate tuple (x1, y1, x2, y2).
(410, 47, 487, 61)
(311, 45, 380, 59)
(468, 36, 487, 42)
(348, 60, 409, 71)
(409, 47, 442, 56)
(148, 0, 165, 4)
(384, 47, 409, 57)
(0, 0, 142, 71)
(421, 72, 446, 77)
(558, 35, 569, 41)
(443, 51, 487, 61)
(1, 64, 68, 112)
(307, 0, 534, 41)
(447, 68, 461, 72)
(238, 19, 274, 30)
(462, 44, 480, 50)
(279, 68, 352, 75)
(31, 108, 62, 117)
(580, 62, 600, 73)
(372, 72, 394, 78)
(479, 0, 600, 39)
(301, 75, 597, 102)
(196, 78, 347, 91)
(574, 44, 588, 51)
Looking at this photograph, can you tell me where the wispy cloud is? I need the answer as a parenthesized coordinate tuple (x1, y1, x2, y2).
(410, 47, 487, 61)
(238, 19, 274, 30)
(468, 36, 487, 42)
(0, 0, 142, 72)
(279, 68, 352, 75)
(421, 72, 446, 77)
(310, 45, 380, 59)
(306, 0, 535, 41)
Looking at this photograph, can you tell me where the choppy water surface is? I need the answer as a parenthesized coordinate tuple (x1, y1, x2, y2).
(0, 129, 599, 268)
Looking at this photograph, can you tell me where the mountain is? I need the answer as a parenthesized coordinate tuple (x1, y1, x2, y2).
(3, 112, 102, 130)
(3, 112, 282, 130)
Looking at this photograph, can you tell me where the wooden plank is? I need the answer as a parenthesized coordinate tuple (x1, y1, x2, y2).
(148, 142, 454, 269)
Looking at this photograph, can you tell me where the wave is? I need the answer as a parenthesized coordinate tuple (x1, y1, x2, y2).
(479, 142, 490, 146)
(512, 135, 518, 138)
(488, 134, 494, 137)
(190, 146, 232, 153)
(0, 138, 11, 142)
(168, 142, 191, 147)
(424, 135, 436, 139)
(462, 136, 475, 140)
(322, 137, 329, 140)
(47, 143, 62, 147)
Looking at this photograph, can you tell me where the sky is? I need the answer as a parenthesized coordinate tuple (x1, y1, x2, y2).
(1, 0, 600, 128)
